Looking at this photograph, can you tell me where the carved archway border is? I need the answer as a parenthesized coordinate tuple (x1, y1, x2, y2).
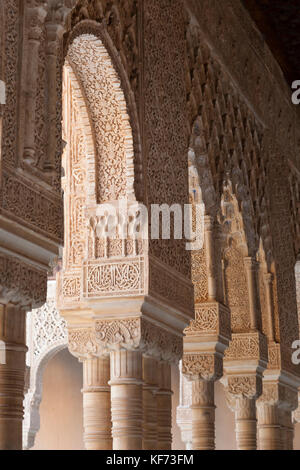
(64, 19, 143, 202)
(23, 281, 68, 450)
(63, 62, 98, 207)
(23, 342, 68, 450)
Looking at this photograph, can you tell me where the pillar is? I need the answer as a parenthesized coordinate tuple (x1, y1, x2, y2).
(234, 397, 257, 450)
(82, 356, 112, 450)
(279, 409, 294, 450)
(204, 216, 217, 301)
(156, 361, 172, 450)
(191, 380, 215, 450)
(109, 350, 143, 450)
(257, 403, 282, 450)
(244, 257, 259, 331)
(263, 274, 275, 342)
(0, 304, 27, 450)
(143, 356, 158, 450)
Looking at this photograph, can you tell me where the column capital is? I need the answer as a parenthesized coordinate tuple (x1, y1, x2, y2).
(67, 317, 183, 364)
(182, 353, 223, 382)
(258, 379, 299, 412)
(224, 374, 262, 401)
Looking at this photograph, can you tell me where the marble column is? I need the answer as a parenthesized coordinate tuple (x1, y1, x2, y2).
(204, 216, 217, 301)
(156, 361, 172, 450)
(82, 356, 112, 450)
(191, 380, 215, 450)
(279, 409, 294, 450)
(234, 397, 257, 450)
(0, 304, 27, 450)
(143, 356, 158, 450)
(244, 257, 259, 331)
(263, 274, 275, 342)
(257, 403, 282, 450)
(109, 350, 143, 450)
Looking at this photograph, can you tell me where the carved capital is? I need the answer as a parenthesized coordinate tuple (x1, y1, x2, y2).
(68, 318, 183, 363)
(182, 353, 223, 382)
(226, 375, 262, 400)
(258, 381, 299, 412)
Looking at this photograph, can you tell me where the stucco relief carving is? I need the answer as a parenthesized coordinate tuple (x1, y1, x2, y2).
(23, 280, 68, 449)
(69, 1, 139, 104)
(182, 354, 223, 382)
(225, 333, 268, 363)
(0, 254, 47, 309)
(69, 318, 182, 363)
(227, 376, 261, 400)
(67, 34, 133, 203)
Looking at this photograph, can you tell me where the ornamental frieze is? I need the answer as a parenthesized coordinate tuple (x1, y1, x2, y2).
(0, 254, 47, 308)
(225, 332, 268, 363)
(83, 258, 145, 298)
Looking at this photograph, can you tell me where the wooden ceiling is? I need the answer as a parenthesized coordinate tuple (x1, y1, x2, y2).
(242, 0, 300, 85)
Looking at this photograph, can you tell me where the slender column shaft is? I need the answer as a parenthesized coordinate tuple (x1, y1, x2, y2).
(244, 258, 259, 331)
(280, 410, 294, 450)
(257, 403, 281, 450)
(204, 216, 216, 301)
(82, 356, 112, 450)
(264, 274, 275, 342)
(191, 380, 215, 450)
(156, 361, 172, 450)
(235, 398, 257, 450)
(109, 350, 143, 450)
(0, 304, 27, 450)
(143, 356, 158, 450)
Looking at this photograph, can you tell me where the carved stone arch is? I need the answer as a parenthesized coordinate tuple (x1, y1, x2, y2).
(23, 344, 68, 450)
(23, 280, 68, 450)
(65, 33, 135, 204)
(64, 19, 143, 202)
(63, 62, 97, 207)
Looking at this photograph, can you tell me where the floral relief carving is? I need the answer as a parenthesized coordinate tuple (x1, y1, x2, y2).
(23, 280, 68, 449)
(67, 34, 134, 203)
(227, 376, 261, 399)
(0, 254, 47, 308)
(182, 354, 223, 382)
(70, 318, 182, 363)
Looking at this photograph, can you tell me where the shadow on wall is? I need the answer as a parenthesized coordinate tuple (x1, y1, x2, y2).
(33, 349, 84, 450)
